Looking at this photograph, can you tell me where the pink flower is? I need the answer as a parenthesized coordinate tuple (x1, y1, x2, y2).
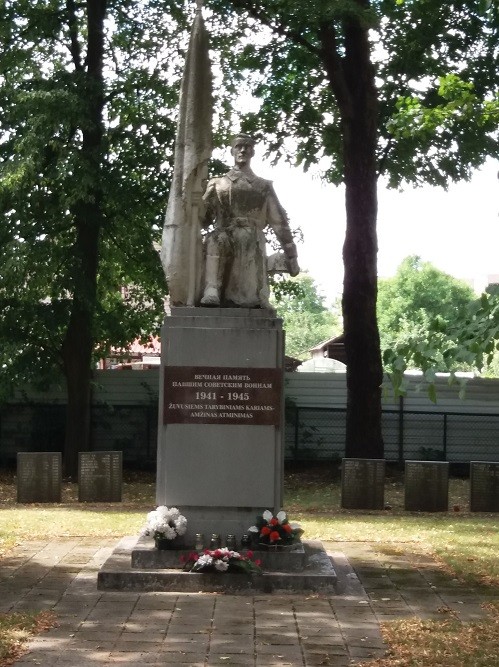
(246, 550, 254, 558)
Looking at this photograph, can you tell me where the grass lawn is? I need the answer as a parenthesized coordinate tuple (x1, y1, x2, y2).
(0, 464, 498, 666)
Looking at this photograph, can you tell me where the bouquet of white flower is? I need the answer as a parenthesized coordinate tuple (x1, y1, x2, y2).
(141, 506, 187, 541)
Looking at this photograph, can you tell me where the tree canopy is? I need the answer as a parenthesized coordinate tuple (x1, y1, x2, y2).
(384, 285, 499, 399)
(272, 274, 341, 360)
(213, 0, 499, 186)
(0, 2, 185, 385)
(0, 0, 192, 471)
(377, 256, 476, 369)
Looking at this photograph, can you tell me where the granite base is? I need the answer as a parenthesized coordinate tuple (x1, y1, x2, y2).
(98, 536, 337, 594)
(131, 535, 306, 572)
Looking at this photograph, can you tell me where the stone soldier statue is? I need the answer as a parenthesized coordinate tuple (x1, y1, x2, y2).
(200, 134, 300, 308)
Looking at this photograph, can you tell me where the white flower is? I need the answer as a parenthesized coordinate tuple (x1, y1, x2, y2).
(214, 559, 229, 572)
(149, 518, 164, 532)
(175, 515, 188, 536)
(162, 524, 176, 540)
(262, 510, 273, 522)
(142, 506, 188, 540)
(276, 510, 287, 523)
(248, 526, 259, 533)
(197, 554, 213, 567)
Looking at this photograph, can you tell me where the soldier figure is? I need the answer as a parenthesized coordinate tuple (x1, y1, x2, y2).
(200, 134, 299, 308)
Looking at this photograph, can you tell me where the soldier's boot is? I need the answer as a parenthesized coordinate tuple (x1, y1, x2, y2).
(200, 254, 221, 306)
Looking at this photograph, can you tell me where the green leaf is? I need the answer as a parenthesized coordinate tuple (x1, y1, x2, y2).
(428, 384, 437, 404)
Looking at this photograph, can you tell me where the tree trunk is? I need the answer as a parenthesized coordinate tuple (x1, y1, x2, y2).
(61, 204, 101, 477)
(62, 285, 96, 478)
(61, 0, 106, 477)
(341, 14, 384, 458)
(320, 4, 384, 459)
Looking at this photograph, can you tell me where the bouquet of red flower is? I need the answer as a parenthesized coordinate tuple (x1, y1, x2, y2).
(249, 510, 304, 546)
(181, 548, 262, 574)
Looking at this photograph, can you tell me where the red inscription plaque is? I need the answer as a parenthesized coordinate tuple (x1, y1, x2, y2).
(163, 366, 282, 425)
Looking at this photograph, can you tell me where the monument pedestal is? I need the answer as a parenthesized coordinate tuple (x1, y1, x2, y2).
(98, 536, 338, 594)
(156, 307, 284, 543)
(131, 535, 306, 572)
(99, 307, 339, 593)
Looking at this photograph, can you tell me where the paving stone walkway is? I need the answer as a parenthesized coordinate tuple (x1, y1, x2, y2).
(0, 538, 491, 666)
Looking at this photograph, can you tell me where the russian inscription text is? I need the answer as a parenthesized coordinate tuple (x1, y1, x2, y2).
(164, 366, 282, 425)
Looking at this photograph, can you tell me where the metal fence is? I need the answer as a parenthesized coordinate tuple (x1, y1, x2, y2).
(285, 406, 499, 463)
(1, 402, 499, 466)
(0, 404, 158, 468)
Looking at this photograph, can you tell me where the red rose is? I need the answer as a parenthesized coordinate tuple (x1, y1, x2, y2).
(261, 526, 271, 536)
(246, 550, 253, 558)
(269, 530, 280, 542)
(255, 559, 262, 567)
(270, 517, 279, 526)
(283, 523, 292, 533)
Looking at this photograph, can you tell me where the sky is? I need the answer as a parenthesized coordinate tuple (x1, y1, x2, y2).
(249, 154, 499, 306)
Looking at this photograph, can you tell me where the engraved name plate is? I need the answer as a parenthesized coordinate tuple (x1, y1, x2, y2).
(340, 458, 385, 510)
(78, 451, 122, 503)
(405, 461, 449, 512)
(17, 452, 62, 503)
(470, 461, 499, 512)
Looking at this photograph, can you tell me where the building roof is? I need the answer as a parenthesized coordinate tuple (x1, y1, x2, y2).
(309, 334, 346, 364)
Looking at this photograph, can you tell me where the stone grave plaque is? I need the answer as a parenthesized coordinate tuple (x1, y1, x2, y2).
(17, 452, 62, 503)
(78, 451, 122, 502)
(340, 458, 385, 510)
(404, 460, 449, 512)
(470, 461, 499, 512)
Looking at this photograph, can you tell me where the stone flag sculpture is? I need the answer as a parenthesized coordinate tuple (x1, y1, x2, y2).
(160, 1, 212, 306)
